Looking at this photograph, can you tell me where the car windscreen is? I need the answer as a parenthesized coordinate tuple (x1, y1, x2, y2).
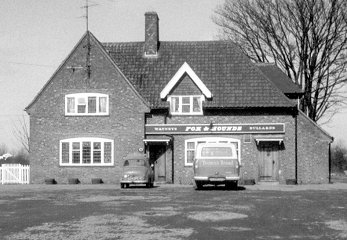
(201, 147, 235, 158)
(123, 159, 146, 167)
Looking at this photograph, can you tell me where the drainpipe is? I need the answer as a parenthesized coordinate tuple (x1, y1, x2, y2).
(329, 142, 331, 183)
(328, 138, 334, 183)
(294, 106, 298, 185)
(295, 115, 298, 184)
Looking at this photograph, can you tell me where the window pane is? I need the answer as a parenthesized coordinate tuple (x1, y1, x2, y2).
(77, 97, 86, 113)
(72, 142, 80, 163)
(193, 97, 201, 112)
(104, 142, 112, 163)
(182, 105, 190, 113)
(72, 142, 80, 150)
(94, 142, 101, 149)
(67, 98, 75, 113)
(187, 142, 195, 150)
(72, 151, 80, 163)
(171, 97, 179, 113)
(78, 105, 86, 113)
(88, 97, 96, 113)
(99, 97, 107, 113)
(187, 150, 195, 164)
(93, 151, 101, 163)
(93, 142, 101, 163)
(82, 142, 91, 163)
(78, 97, 86, 104)
(61, 142, 69, 163)
(182, 96, 190, 104)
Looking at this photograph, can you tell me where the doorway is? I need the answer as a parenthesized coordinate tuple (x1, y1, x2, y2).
(149, 144, 167, 182)
(258, 143, 279, 181)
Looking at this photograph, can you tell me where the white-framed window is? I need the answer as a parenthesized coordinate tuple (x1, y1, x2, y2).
(184, 137, 241, 166)
(60, 138, 114, 166)
(65, 93, 109, 116)
(168, 95, 204, 115)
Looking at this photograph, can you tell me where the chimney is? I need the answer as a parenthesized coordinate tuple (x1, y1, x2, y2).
(144, 12, 159, 56)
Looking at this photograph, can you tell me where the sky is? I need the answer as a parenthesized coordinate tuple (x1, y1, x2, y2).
(0, 0, 346, 151)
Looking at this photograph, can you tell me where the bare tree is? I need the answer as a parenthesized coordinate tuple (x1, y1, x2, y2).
(0, 143, 9, 156)
(214, 0, 347, 122)
(12, 114, 30, 153)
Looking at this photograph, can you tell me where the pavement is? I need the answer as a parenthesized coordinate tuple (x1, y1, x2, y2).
(1, 182, 347, 192)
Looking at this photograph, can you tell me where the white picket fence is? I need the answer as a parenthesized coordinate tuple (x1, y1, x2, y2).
(0, 164, 30, 184)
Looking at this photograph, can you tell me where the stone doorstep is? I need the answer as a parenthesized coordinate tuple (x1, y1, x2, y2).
(257, 181, 280, 185)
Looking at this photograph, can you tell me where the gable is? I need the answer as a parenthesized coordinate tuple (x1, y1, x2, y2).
(160, 62, 212, 99)
(170, 73, 202, 95)
(25, 32, 149, 114)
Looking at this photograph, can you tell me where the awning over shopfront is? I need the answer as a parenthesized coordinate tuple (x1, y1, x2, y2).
(143, 136, 172, 145)
(255, 137, 284, 145)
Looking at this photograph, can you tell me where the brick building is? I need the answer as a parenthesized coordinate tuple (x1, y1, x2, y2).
(25, 12, 333, 185)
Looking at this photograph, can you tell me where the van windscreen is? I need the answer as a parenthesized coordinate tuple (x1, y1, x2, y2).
(201, 147, 233, 157)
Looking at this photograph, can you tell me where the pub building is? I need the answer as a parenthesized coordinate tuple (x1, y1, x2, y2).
(25, 12, 333, 185)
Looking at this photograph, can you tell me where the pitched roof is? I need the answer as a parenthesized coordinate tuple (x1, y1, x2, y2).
(103, 41, 296, 109)
(256, 63, 303, 95)
(25, 31, 150, 111)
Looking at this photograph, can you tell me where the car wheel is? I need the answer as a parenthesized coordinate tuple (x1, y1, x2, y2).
(226, 181, 237, 190)
(120, 183, 124, 189)
(125, 183, 129, 188)
(193, 181, 202, 190)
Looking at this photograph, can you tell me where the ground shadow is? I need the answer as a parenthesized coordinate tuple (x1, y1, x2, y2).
(121, 185, 159, 189)
(195, 185, 246, 191)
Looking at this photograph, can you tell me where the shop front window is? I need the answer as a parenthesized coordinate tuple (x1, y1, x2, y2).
(185, 137, 240, 166)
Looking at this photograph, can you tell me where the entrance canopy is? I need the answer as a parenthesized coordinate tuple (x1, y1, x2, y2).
(255, 137, 284, 145)
(143, 136, 171, 145)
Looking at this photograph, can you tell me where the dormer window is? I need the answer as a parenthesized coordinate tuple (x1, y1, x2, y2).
(168, 95, 204, 115)
(65, 93, 109, 116)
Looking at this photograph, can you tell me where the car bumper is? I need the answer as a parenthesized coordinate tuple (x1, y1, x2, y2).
(120, 180, 148, 184)
(194, 176, 240, 181)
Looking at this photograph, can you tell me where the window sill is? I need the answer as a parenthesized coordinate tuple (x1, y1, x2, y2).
(64, 114, 110, 117)
(170, 113, 203, 116)
(60, 164, 114, 167)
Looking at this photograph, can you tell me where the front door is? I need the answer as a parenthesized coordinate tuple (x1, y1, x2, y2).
(258, 143, 279, 181)
(149, 144, 166, 182)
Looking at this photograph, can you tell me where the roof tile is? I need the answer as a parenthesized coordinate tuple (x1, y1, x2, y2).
(103, 41, 296, 108)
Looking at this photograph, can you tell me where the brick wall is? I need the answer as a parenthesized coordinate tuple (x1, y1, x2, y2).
(297, 112, 332, 184)
(147, 112, 297, 184)
(27, 35, 149, 184)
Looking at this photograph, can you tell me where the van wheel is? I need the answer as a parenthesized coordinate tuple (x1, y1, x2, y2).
(193, 181, 203, 190)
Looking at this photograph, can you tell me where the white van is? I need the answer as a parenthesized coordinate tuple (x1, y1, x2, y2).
(193, 142, 240, 190)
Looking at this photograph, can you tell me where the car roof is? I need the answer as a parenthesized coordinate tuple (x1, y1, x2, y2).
(123, 152, 148, 161)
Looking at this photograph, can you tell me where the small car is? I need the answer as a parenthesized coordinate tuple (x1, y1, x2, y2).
(193, 142, 240, 190)
(120, 152, 154, 188)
